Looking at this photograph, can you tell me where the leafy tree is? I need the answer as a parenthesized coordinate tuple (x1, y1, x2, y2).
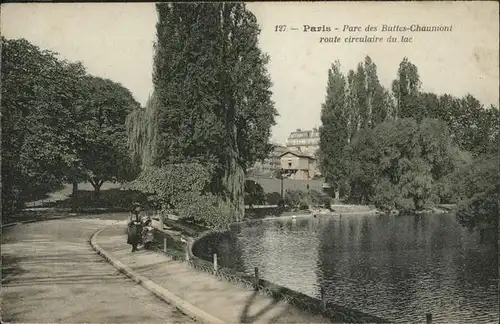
(1, 37, 86, 213)
(76, 76, 141, 197)
(417, 92, 440, 120)
(319, 55, 497, 221)
(418, 92, 498, 158)
(2, 37, 141, 215)
(455, 154, 498, 230)
(344, 118, 461, 211)
(448, 96, 498, 157)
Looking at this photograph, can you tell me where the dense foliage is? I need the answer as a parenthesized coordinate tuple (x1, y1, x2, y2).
(76, 75, 141, 196)
(319, 55, 498, 229)
(126, 3, 277, 226)
(265, 192, 282, 205)
(1, 37, 140, 214)
(244, 180, 266, 208)
(345, 118, 461, 211)
(455, 154, 499, 229)
(284, 189, 331, 210)
(127, 164, 239, 229)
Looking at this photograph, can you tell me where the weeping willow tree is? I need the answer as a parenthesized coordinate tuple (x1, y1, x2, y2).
(126, 3, 276, 226)
(126, 92, 159, 169)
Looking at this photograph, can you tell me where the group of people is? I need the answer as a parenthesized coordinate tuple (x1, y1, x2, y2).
(127, 202, 154, 252)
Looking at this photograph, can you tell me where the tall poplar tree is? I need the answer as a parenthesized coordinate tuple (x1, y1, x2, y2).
(353, 63, 368, 130)
(364, 56, 390, 126)
(391, 57, 422, 120)
(133, 3, 276, 222)
(319, 61, 348, 195)
(345, 70, 358, 143)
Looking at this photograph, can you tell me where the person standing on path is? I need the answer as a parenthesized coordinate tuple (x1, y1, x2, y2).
(141, 218, 154, 250)
(127, 202, 142, 252)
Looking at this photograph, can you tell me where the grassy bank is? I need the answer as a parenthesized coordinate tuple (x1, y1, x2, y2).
(248, 176, 324, 194)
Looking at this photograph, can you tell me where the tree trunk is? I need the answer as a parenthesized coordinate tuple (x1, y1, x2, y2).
(94, 184, 101, 199)
(72, 181, 79, 195)
(71, 181, 79, 211)
(223, 147, 245, 223)
(89, 178, 104, 199)
(220, 4, 244, 224)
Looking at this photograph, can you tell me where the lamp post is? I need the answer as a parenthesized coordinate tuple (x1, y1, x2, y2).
(280, 170, 285, 200)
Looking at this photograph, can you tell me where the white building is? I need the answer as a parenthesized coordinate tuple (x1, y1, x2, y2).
(285, 128, 321, 176)
(286, 128, 320, 157)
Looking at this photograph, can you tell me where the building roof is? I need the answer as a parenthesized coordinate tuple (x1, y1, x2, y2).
(279, 151, 317, 160)
(287, 128, 320, 139)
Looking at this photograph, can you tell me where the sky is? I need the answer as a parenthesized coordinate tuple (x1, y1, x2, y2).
(2, 2, 499, 144)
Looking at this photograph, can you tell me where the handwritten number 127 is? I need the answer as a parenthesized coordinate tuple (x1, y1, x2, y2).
(275, 25, 286, 32)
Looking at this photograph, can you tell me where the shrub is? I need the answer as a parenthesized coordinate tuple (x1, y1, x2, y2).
(309, 189, 331, 207)
(456, 186, 499, 230)
(244, 179, 265, 207)
(265, 192, 282, 205)
(284, 189, 307, 207)
(129, 163, 241, 229)
(283, 189, 332, 210)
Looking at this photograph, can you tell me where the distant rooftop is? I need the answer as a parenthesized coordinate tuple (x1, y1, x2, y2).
(279, 151, 317, 160)
(288, 127, 320, 139)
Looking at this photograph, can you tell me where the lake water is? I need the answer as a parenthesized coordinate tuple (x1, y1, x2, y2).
(208, 213, 498, 323)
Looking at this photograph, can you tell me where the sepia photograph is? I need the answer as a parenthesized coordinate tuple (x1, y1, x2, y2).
(1, 1, 498, 323)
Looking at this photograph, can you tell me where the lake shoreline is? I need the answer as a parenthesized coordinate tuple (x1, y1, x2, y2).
(204, 210, 496, 323)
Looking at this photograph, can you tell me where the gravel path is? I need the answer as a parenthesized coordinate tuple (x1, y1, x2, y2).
(1, 214, 194, 323)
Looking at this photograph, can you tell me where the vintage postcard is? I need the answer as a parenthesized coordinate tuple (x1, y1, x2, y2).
(1, 2, 498, 324)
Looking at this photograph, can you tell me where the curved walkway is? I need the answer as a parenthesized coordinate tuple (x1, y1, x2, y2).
(1, 214, 194, 323)
(94, 224, 330, 324)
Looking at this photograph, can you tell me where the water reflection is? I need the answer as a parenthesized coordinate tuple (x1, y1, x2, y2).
(211, 213, 498, 323)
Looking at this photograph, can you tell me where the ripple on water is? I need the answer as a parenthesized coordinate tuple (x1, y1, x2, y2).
(213, 214, 499, 323)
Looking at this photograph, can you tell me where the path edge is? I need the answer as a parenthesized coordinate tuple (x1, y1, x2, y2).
(1, 214, 79, 228)
(89, 226, 226, 324)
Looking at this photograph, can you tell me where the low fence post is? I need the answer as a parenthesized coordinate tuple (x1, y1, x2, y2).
(163, 238, 167, 253)
(213, 253, 218, 272)
(185, 243, 190, 261)
(180, 237, 189, 262)
(254, 267, 259, 291)
(320, 286, 326, 313)
(426, 313, 432, 324)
